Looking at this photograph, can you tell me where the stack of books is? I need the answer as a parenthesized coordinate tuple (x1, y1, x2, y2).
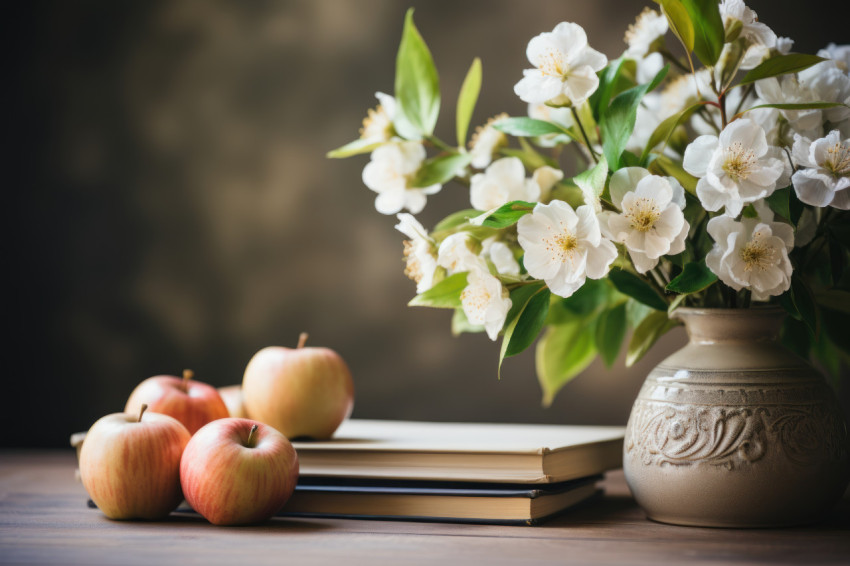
(284, 419, 625, 525)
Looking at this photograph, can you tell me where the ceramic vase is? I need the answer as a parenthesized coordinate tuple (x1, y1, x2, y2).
(623, 307, 850, 527)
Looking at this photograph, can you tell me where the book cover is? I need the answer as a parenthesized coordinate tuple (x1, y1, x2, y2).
(292, 419, 624, 484)
(281, 476, 603, 525)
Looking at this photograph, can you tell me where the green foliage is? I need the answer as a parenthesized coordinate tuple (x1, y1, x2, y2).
(595, 303, 628, 367)
(326, 138, 382, 159)
(573, 155, 608, 212)
(641, 102, 705, 163)
(498, 283, 549, 376)
(660, 0, 694, 53)
(479, 201, 537, 229)
(738, 54, 827, 86)
(666, 260, 717, 294)
(765, 187, 791, 223)
(680, 0, 725, 66)
(433, 209, 479, 232)
(600, 65, 668, 170)
(627, 310, 678, 366)
(456, 58, 482, 147)
(410, 154, 471, 187)
(494, 117, 577, 140)
(395, 9, 440, 137)
(608, 269, 668, 311)
(536, 319, 597, 407)
(408, 272, 468, 309)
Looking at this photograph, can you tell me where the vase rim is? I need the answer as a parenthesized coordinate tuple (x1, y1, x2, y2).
(671, 305, 785, 318)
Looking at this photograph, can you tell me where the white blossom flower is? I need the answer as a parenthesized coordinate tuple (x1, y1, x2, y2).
(799, 64, 850, 126)
(469, 113, 508, 169)
(600, 169, 689, 274)
(395, 213, 438, 293)
(360, 92, 397, 143)
(514, 22, 608, 107)
(517, 200, 617, 298)
(362, 142, 441, 215)
(755, 76, 823, 138)
(482, 237, 521, 277)
(460, 270, 512, 341)
(470, 157, 563, 211)
(683, 118, 785, 217)
(706, 205, 794, 301)
(437, 233, 487, 275)
(817, 43, 850, 72)
(791, 130, 850, 209)
(635, 52, 665, 84)
(719, 0, 777, 69)
(624, 8, 667, 59)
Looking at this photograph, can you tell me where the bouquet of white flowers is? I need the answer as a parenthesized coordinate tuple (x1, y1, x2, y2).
(330, 3, 849, 404)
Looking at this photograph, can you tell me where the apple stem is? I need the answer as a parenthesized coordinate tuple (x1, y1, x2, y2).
(182, 369, 193, 392)
(247, 424, 259, 447)
(297, 332, 309, 349)
(139, 404, 149, 422)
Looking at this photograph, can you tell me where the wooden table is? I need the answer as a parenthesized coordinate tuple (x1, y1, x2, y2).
(2, 451, 849, 565)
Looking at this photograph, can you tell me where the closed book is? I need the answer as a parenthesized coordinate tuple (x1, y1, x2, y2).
(292, 419, 624, 484)
(282, 476, 601, 525)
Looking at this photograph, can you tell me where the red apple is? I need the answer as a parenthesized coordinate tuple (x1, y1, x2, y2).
(242, 333, 354, 439)
(125, 369, 229, 434)
(180, 418, 299, 525)
(217, 385, 247, 418)
(80, 405, 191, 520)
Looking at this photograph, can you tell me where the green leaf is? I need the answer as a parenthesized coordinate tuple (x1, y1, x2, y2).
(781, 316, 812, 359)
(326, 138, 382, 159)
(600, 65, 669, 170)
(480, 200, 537, 229)
(595, 303, 627, 367)
(608, 268, 668, 311)
(451, 308, 484, 336)
(505, 288, 551, 358)
(738, 54, 827, 86)
(681, 0, 725, 66)
(433, 209, 479, 232)
(765, 187, 791, 222)
(395, 9, 440, 137)
(660, 0, 695, 53)
(408, 272, 468, 309)
(494, 117, 576, 140)
(573, 155, 609, 211)
(743, 102, 847, 113)
(627, 310, 677, 366)
(498, 283, 549, 377)
(561, 278, 611, 316)
(456, 58, 482, 147)
(536, 319, 597, 407)
(410, 153, 471, 187)
(591, 57, 627, 121)
(641, 102, 707, 163)
(666, 260, 717, 294)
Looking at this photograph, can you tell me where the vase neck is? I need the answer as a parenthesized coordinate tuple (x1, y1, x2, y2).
(673, 308, 785, 344)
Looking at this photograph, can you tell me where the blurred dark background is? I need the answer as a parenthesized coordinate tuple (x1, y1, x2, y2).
(7, 0, 848, 447)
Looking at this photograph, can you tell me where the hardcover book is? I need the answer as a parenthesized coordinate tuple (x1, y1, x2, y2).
(292, 419, 625, 484)
(282, 476, 601, 525)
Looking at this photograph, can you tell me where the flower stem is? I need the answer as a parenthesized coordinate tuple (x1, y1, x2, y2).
(658, 48, 690, 73)
(570, 107, 598, 164)
(425, 135, 454, 153)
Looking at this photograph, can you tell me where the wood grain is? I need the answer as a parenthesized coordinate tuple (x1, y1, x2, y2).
(1, 451, 849, 565)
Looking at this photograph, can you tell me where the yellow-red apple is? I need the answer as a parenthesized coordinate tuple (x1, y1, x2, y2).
(242, 333, 354, 439)
(125, 370, 229, 434)
(80, 405, 191, 520)
(179, 418, 299, 525)
(217, 385, 247, 418)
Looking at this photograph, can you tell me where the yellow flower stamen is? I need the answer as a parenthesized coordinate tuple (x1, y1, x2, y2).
(825, 141, 850, 177)
(625, 198, 661, 233)
(722, 141, 758, 182)
(739, 233, 776, 272)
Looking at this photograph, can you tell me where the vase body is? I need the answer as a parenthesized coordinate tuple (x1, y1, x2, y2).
(623, 307, 850, 527)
